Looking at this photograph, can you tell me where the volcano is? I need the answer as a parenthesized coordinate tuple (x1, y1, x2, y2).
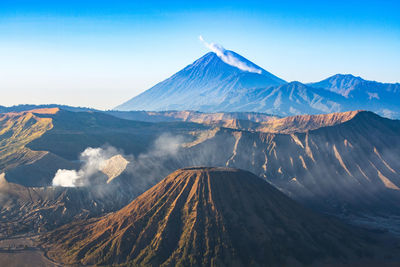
(115, 50, 400, 118)
(115, 51, 286, 112)
(43, 167, 374, 266)
(114, 51, 348, 116)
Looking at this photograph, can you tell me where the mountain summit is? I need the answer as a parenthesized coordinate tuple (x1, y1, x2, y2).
(309, 74, 365, 97)
(309, 74, 400, 118)
(115, 51, 400, 118)
(114, 51, 347, 116)
(43, 167, 373, 266)
(115, 51, 286, 111)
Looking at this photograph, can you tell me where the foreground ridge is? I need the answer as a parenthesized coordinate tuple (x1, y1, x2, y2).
(43, 167, 374, 266)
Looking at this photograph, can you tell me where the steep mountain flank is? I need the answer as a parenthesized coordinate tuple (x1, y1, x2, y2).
(116, 51, 287, 112)
(182, 112, 400, 216)
(116, 52, 347, 116)
(43, 168, 374, 266)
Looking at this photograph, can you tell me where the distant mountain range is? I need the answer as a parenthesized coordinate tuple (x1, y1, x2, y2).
(0, 104, 96, 113)
(309, 74, 400, 118)
(116, 51, 400, 119)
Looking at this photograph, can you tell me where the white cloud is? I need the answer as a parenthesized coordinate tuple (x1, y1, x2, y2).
(198, 36, 262, 74)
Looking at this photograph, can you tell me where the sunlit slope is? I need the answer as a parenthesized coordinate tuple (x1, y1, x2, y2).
(43, 168, 373, 266)
(194, 110, 362, 133)
(108, 110, 361, 133)
(256, 110, 360, 133)
(0, 109, 56, 170)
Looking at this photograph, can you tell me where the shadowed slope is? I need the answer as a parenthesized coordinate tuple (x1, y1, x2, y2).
(43, 167, 372, 266)
(0, 173, 134, 238)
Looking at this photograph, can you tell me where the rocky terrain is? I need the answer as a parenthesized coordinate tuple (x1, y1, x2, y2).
(0, 108, 399, 239)
(42, 167, 384, 266)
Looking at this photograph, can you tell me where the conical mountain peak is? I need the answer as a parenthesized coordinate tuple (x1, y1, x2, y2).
(43, 167, 373, 266)
(115, 51, 286, 111)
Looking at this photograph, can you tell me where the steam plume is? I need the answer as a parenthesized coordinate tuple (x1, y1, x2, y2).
(52, 134, 185, 188)
(199, 35, 262, 74)
(52, 146, 119, 187)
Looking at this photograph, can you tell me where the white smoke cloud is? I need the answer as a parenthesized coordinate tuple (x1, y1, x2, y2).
(52, 135, 185, 188)
(52, 169, 80, 187)
(199, 35, 262, 74)
(152, 134, 183, 156)
(52, 146, 119, 187)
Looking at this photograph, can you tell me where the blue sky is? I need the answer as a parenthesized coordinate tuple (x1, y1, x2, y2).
(1, 0, 399, 109)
